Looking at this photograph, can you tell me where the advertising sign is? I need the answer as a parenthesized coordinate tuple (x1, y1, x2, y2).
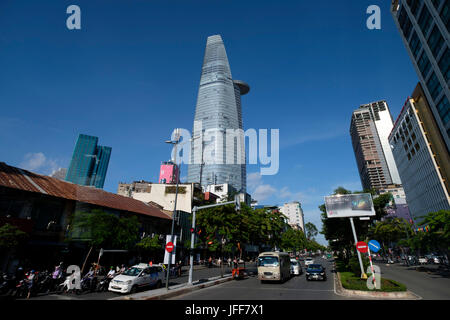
(324, 193, 375, 218)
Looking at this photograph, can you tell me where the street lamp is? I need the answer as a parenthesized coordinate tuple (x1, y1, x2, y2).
(164, 129, 181, 290)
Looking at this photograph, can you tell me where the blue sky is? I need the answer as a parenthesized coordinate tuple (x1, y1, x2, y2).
(0, 1, 419, 245)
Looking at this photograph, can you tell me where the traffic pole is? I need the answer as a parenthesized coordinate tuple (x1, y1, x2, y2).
(349, 218, 367, 279)
(367, 246, 376, 288)
(188, 206, 197, 285)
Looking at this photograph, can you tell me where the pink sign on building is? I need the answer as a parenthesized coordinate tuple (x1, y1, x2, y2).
(159, 161, 179, 184)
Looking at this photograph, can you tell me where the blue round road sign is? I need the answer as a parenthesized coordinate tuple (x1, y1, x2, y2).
(368, 240, 381, 253)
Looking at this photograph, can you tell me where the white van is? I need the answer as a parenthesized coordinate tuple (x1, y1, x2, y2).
(108, 263, 165, 294)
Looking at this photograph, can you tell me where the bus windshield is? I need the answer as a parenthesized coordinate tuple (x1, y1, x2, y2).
(258, 256, 279, 267)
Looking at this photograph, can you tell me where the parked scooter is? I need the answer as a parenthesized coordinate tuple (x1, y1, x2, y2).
(0, 273, 16, 296)
(96, 276, 112, 292)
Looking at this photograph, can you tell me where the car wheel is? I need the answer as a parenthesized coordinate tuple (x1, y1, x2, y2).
(130, 285, 137, 294)
(156, 280, 162, 289)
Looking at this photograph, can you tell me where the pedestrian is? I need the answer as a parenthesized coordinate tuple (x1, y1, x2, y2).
(227, 258, 231, 267)
(208, 256, 212, 268)
(218, 257, 222, 267)
(120, 264, 126, 273)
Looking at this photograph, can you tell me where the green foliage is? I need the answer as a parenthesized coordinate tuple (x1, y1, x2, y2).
(339, 272, 407, 292)
(280, 227, 306, 252)
(373, 193, 391, 220)
(368, 217, 412, 249)
(0, 223, 28, 249)
(419, 210, 450, 251)
(67, 209, 140, 250)
(348, 255, 369, 277)
(136, 234, 163, 252)
(195, 204, 289, 255)
(305, 222, 318, 240)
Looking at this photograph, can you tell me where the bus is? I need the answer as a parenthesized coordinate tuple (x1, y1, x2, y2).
(257, 252, 291, 283)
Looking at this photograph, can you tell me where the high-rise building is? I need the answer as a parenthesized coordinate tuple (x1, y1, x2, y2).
(187, 35, 250, 193)
(279, 202, 305, 232)
(65, 134, 112, 189)
(159, 161, 179, 184)
(391, 0, 450, 152)
(388, 83, 450, 221)
(350, 101, 402, 191)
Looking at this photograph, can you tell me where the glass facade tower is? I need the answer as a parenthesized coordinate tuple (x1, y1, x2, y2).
(65, 134, 112, 189)
(391, 0, 450, 152)
(187, 35, 250, 192)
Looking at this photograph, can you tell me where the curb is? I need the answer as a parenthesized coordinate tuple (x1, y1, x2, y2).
(109, 275, 234, 300)
(335, 272, 421, 300)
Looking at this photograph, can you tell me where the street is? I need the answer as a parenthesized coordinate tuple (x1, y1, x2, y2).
(376, 260, 450, 300)
(172, 257, 348, 300)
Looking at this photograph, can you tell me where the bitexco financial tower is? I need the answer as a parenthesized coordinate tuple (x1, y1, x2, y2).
(187, 35, 250, 193)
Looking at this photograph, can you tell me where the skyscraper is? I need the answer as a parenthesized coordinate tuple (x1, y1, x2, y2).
(65, 134, 112, 189)
(391, 0, 450, 152)
(350, 101, 402, 191)
(389, 83, 450, 221)
(187, 35, 250, 192)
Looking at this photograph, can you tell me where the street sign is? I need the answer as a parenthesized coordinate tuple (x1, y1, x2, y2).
(166, 242, 174, 253)
(356, 241, 368, 253)
(368, 240, 381, 253)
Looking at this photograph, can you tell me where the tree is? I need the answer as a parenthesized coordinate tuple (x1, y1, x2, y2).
(0, 223, 28, 249)
(67, 209, 140, 272)
(280, 227, 306, 252)
(305, 222, 318, 240)
(368, 217, 411, 254)
(420, 210, 450, 256)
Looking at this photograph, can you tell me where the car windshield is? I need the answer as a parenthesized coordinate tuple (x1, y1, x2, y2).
(258, 256, 279, 267)
(121, 267, 142, 277)
(290, 261, 298, 266)
(307, 264, 322, 271)
(306, 258, 312, 261)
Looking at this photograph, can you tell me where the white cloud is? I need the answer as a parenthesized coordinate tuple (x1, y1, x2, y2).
(20, 152, 60, 175)
(252, 184, 277, 202)
(247, 172, 263, 191)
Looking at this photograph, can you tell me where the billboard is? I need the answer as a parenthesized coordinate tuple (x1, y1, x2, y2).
(324, 193, 375, 218)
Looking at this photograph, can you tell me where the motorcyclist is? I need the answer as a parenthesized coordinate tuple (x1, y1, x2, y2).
(26, 270, 36, 299)
(106, 266, 116, 279)
(119, 264, 126, 274)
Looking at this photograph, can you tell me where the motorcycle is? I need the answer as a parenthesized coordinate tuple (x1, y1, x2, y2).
(96, 276, 112, 292)
(0, 273, 16, 296)
(11, 280, 29, 299)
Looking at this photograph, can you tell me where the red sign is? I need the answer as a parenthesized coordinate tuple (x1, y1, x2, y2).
(356, 241, 368, 253)
(165, 242, 174, 253)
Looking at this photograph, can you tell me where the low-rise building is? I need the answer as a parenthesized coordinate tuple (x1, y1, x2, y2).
(0, 162, 171, 273)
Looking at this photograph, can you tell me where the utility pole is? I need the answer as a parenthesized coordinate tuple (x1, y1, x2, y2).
(165, 129, 181, 290)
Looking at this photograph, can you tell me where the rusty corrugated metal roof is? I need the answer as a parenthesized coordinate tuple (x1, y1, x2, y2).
(0, 162, 171, 220)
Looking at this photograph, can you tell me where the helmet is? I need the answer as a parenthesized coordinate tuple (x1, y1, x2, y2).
(31, 270, 35, 273)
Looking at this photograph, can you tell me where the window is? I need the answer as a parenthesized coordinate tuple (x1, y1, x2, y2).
(401, 14, 413, 39)
(426, 72, 443, 101)
(431, 0, 442, 10)
(436, 96, 450, 126)
(409, 0, 423, 17)
(417, 51, 431, 78)
(409, 31, 422, 58)
(441, 0, 449, 32)
(418, 4, 433, 36)
(438, 47, 450, 82)
(408, 153, 412, 160)
(427, 25, 444, 58)
(415, 143, 421, 152)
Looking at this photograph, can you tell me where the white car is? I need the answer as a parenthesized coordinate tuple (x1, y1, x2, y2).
(290, 259, 302, 276)
(108, 263, 165, 294)
(418, 257, 428, 265)
(304, 258, 314, 266)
